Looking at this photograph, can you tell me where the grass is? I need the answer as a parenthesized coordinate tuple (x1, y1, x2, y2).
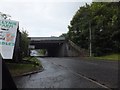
(84, 54, 120, 61)
(90, 53, 120, 61)
(24, 56, 40, 66)
(6, 57, 42, 77)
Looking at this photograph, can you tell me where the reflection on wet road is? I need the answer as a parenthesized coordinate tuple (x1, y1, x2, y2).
(14, 57, 118, 88)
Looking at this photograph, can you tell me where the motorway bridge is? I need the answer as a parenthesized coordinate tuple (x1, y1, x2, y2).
(28, 37, 88, 57)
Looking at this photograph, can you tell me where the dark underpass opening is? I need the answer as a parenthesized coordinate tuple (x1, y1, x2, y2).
(29, 37, 67, 57)
(30, 42, 67, 57)
(31, 43, 63, 57)
(29, 37, 83, 57)
(36, 43, 64, 57)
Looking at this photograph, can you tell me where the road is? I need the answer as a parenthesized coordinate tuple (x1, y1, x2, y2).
(14, 57, 118, 89)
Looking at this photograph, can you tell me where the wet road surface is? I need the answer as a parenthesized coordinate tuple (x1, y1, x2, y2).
(14, 57, 118, 89)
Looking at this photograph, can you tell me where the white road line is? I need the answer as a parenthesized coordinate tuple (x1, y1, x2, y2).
(51, 61, 112, 90)
(69, 70, 112, 90)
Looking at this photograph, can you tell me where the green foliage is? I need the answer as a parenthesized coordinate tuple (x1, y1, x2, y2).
(67, 2, 119, 56)
(38, 49, 46, 55)
(6, 57, 42, 76)
(21, 30, 29, 57)
(0, 12, 11, 19)
(59, 33, 69, 40)
(94, 53, 120, 61)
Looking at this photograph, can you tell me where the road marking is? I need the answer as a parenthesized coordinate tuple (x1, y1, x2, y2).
(69, 70, 112, 90)
(50, 61, 112, 90)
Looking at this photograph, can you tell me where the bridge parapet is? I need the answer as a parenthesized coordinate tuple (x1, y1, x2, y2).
(29, 37, 66, 44)
(29, 37, 65, 41)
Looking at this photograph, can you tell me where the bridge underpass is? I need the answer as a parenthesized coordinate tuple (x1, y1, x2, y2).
(29, 37, 88, 57)
(33, 42, 65, 57)
(29, 37, 67, 57)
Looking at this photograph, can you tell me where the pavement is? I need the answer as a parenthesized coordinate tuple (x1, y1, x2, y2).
(14, 57, 118, 89)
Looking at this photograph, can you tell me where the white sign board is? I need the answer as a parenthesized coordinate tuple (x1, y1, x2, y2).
(0, 19, 18, 59)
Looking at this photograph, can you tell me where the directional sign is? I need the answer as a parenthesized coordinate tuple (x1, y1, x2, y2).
(0, 19, 19, 59)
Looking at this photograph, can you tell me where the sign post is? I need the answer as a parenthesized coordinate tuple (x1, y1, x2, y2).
(0, 54, 2, 89)
(0, 19, 18, 59)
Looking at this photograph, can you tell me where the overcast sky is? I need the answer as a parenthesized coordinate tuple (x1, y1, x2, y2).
(0, 0, 92, 37)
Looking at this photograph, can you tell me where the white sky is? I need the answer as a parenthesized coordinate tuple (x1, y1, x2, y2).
(0, 0, 92, 37)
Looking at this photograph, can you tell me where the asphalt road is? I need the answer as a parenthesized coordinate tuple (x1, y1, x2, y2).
(14, 57, 118, 89)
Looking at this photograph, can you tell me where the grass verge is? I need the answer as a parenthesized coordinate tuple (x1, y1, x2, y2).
(6, 57, 42, 77)
(85, 53, 120, 61)
(94, 54, 120, 61)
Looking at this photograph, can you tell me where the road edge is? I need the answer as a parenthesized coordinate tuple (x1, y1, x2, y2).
(13, 67, 44, 77)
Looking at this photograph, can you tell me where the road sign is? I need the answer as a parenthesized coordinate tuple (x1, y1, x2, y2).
(0, 19, 19, 59)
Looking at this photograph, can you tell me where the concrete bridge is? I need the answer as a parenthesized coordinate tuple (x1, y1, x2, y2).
(29, 37, 88, 57)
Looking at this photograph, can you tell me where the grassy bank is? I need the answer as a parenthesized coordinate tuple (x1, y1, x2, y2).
(6, 57, 42, 77)
(85, 54, 120, 61)
(94, 54, 120, 61)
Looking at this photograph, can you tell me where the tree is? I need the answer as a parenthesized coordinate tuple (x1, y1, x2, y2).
(67, 2, 119, 56)
(0, 12, 11, 19)
(59, 33, 69, 40)
(21, 30, 29, 57)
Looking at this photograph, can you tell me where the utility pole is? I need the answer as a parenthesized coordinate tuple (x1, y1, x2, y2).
(89, 21, 92, 57)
